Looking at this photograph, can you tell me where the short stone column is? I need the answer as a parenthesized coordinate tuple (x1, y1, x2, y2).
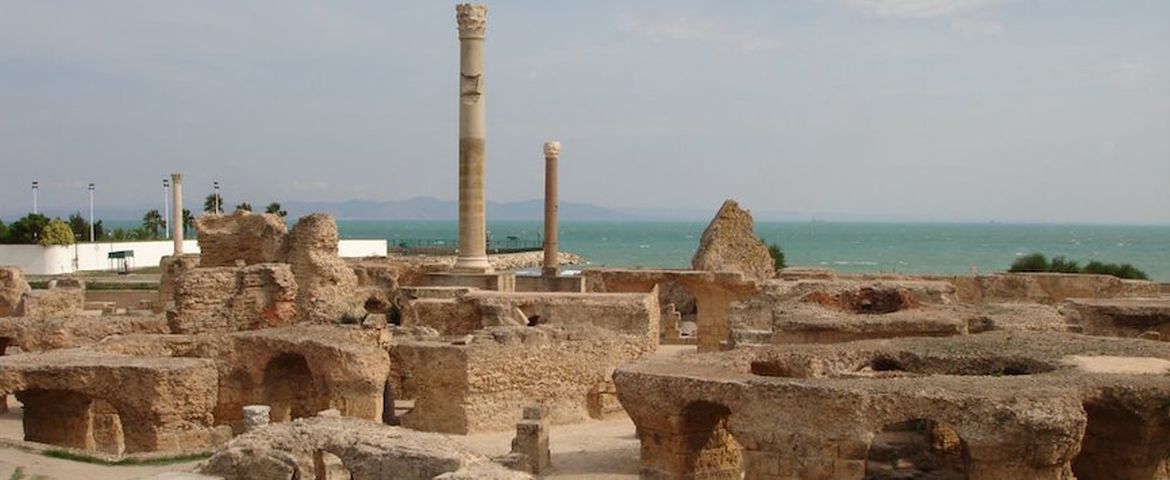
(512, 404, 551, 473)
(542, 140, 561, 277)
(453, 3, 492, 273)
(243, 405, 271, 433)
(171, 173, 184, 255)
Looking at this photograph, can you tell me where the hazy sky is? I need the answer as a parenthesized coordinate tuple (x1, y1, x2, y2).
(1, 0, 1168, 224)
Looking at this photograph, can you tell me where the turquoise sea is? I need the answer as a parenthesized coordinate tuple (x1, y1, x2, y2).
(337, 221, 1170, 282)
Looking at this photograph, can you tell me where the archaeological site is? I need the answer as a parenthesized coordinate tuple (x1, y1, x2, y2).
(1, 4, 1168, 480)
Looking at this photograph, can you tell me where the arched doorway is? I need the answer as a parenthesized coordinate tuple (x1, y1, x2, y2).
(866, 419, 968, 479)
(678, 401, 743, 477)
(14, 389, 125, 454)
(262, 353, 327, 422)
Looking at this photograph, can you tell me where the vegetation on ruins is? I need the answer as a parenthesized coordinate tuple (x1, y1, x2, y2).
(768, 243, 786, 271)
(1009, 253, 1149, 280)
(234, 202, 252, 212)
(38, 219, 74, 246)
(265, 202, 288, 218)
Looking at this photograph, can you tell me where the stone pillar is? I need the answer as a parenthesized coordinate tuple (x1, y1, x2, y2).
(512, 404, 551, 474)
(542, 141, 561, 277)
(454, 4, 491, 273)
(243, 405, 270, 433)
(171, 173, 184, 255)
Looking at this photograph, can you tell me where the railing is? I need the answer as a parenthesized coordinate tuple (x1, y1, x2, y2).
(388, 238, 543, 256)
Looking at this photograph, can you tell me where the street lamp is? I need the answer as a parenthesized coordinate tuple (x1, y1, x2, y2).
(31, 181, 38, 214)
(163, 178, 171, 239)
(213, 181, 220, 214)
(88, 183, 95, 242)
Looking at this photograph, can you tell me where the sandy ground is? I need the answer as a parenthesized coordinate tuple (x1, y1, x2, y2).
(0, 345, 697, 479)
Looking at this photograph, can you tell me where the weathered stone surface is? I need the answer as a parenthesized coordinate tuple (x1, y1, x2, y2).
(159, 254, 201, 311)
(507, 404, 550, 473)
(0, 266, 30, 317)
(287, 214, 363, 324)
(195, 212, 287, 268)
(936, 272, 1159, 304)
(1064, 298, 1170, 341)
(0, 349, 228, 454)
(199, 416, 530, 480)
(18, 278, 85, 318)
(0, 314, 168, 352)
(243, 405, 271, 432)
(615, 331, 1170, 480)
(168, 264, 297, 334)
(691, 200, 775, 282)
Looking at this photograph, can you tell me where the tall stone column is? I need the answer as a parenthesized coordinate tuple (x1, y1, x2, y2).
(542, 141, 561, 277)
(454, 4, 491, 273)
(171, 173, 184, 255)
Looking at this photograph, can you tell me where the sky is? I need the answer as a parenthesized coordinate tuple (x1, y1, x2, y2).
(1, 0, 1168, 224)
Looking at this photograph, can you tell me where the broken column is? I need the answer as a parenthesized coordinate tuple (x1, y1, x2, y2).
(508, 404, 551, 474)
(171, 173, 184, 255)
(243, 405, 270, 433)
(453, 4, 491, 273)
(542, 140, 561, 277)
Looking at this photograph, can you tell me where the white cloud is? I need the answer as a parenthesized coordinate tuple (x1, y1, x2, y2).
(617, 14, 784, 54)
(841, 0, 1013, 18)
(1109, 62, 1155, 90)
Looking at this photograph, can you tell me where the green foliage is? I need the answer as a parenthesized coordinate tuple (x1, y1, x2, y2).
(67, 212, 87, 239)
(141, 209, 165, 238)
(1009, 253, 1050, 272)
(1047, 256, 1081, 273)
(234, 202, 252, 212)
(0, 219, 7, 241)
(1010, 253, 1149, 280)
(182, 208, 194, 236)
(767, 243, 786, 271)
(203, 193, 224, 214)
(39, 219, 75, 246)
(1, 213, 50, 244)
(265, 202, 287, 217)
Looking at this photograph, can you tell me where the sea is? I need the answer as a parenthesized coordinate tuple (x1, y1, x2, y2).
(334, 221, 1170, 282)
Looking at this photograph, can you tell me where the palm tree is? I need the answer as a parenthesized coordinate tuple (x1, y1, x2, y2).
(182, 208, 194, 236)
(235, 202, 252, 213)
(141, 209, 166, 239)
(265, 202, 287, 218)
(203, 193, 224, 213)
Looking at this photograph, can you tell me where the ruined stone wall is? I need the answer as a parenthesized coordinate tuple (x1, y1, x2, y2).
(936, 273, 1159, 304)
(17, 278, 85, 318)
(0, 350, 227, 454)
(194, 212, 287, 267)
(168, 264, 297, 334)
(158, 254, 200, 311)
(286, 213, 363, 324)
(0, 315, 168, 353)
(691, 200, 775, 282)
(0, 266, 30, 317)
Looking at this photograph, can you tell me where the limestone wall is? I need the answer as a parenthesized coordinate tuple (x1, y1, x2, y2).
(691, 200, 775, 282)
(287, 213, 363, 324)
(936, 273, 1159, 304)
(194, 212, 287, 267)
(0, 315, 168, 353)
(18, 278, 85, 318)
(167, 264, 297, 334)
(0, 267, 30, 317)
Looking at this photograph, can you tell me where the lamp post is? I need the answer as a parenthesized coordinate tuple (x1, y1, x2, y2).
(31, 181, 38, 214)
(213, 181, 220, 214)
(163, 178, 171, 239)
(88, 183, 95, 242)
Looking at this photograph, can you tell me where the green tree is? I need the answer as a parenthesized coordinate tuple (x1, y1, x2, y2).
(67, 212, 88, 239)
(93, 220, 105, 241)
(182, 209, 194, 236)
(0, 219, 7, 242)
(2, 213, 51, 244)
(142, 209, 166, 238)
(265, 202, 287, 218)
(1009, 253, 1049, 273)
(234, 202, 252, 213)
(768, 243, 786, 271)
(1048, 256, 1081, 274)
(203, 193, 224, 214)
(39, 219, 75, 246)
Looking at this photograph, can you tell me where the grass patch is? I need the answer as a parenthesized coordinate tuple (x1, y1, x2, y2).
(41, 449, 210, 466)
(9, 467, 24, 480)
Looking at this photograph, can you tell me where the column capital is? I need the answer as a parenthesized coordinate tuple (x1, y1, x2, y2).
(543, 141, 561, 158)
(456, 4, 487, 39)
(170, 173, 182, 182)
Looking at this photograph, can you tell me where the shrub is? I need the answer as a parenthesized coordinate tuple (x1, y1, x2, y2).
(768, 243, 786, 271)
(1, 213, 50, 244)
(1048, 256, 1081, 274)
(1084, 261, 1149, 280)
(1009, 253, 1049, 272)
(38, 219, 75, 246)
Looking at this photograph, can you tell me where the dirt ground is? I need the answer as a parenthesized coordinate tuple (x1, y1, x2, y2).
(0, 345, 697, 479)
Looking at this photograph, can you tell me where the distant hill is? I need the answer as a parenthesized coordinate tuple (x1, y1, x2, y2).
(281, 197, 642, 222)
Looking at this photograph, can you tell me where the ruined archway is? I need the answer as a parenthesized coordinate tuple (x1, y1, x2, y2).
(1072, 399, 1170, 480)
(677, 401, 743, 478)
(262, 353, 328, 423)
(866, 419, 968, 479)
(14, 389, 126, 454)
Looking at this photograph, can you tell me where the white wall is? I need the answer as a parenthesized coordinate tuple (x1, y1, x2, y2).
(0, 239, 387, 275)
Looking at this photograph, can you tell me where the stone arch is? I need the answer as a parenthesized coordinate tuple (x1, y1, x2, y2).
(262, 352, 328, 422)
(0, 337, 12, 356)
(677, 400, 743, 478)
(13, 389, 129, 454)
(1072, 398, 1170, 480)
(866, 418, 968, 479)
